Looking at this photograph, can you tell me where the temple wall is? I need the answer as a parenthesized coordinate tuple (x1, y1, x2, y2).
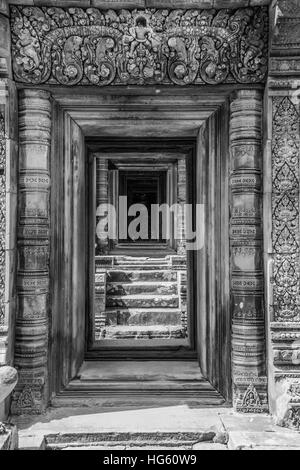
(264, 0, 300, 429)
(0, 0, 299, 429)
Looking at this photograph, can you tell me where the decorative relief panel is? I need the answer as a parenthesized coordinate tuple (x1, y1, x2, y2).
(269, 91, 300, 429)
(272, 97, 300, 323)
(0, 112, 5, 327)
(10, 5, 268, 87)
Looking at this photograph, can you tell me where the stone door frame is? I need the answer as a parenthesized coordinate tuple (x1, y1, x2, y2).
(11, 84, 268, 414)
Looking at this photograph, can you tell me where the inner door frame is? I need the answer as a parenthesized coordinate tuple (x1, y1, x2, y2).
(87, 141, 195, 357)
(47, 86, 239, 403)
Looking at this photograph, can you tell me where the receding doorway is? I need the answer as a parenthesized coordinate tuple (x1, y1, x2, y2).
(88, 144, 192, 355)
(48, 92, 231, 408)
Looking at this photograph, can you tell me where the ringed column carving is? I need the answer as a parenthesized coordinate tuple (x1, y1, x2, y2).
(230, 90, 268, 413)
(12, 90, 51, 414)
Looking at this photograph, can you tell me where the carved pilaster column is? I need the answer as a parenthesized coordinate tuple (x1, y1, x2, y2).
(95, 156, 109, 254)
(0, 78, 17, 370)
(12, 90, 51, 414)
(230, 90, 268, 413)
(177, 158, 186, 255)
(265, 0, 300, 430)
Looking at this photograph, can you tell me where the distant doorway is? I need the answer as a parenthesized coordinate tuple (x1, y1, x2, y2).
(119, 170, 166, 243)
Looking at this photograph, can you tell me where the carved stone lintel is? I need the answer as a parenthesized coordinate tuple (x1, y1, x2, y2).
(10, 5, 268, 87)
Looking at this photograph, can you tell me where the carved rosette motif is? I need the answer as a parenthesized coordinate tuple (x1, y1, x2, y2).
(11, 90, 51, 415)
(230, 90, 268, 413)
(0, 112, 5, 327)
(10, 6, 268, 87)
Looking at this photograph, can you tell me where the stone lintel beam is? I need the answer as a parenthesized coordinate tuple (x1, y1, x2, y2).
(6, 0, 271, 9)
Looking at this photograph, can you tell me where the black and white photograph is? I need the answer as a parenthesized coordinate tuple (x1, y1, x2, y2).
(0, 0, 300, 454)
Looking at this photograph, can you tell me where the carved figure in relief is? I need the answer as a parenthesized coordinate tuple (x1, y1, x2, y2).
(126, 16, 156, 57)
(16, 28, 40, 72)
(55, 35, 83, 84)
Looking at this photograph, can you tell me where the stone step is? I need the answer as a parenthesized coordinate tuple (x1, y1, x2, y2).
(78, 361, 206, 382)
(102, 308, 182, 326)
(44, 433, 226, 450)
(107, 270, 178, 283)
(114, 257, 170, 265)
(100, 325, 186, 339)
(49, 362, 227, 409)
(106, 294, 179, 308)
(106, 282, 178, 296)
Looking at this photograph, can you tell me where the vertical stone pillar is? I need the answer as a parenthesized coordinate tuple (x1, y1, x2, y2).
(95, 156, 109, 254)
(0, 79, 17, 368)
(230, 90, 268, 412)
(177, 158, 186, 255)
(11, 90, 51, 414)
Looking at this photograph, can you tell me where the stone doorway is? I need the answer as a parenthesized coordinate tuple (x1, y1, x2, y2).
(13, 87, 266, 413)
(89, 145, 190, 354)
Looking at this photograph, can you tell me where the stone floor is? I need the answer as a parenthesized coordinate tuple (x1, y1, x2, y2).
(11, 405, 300, 450)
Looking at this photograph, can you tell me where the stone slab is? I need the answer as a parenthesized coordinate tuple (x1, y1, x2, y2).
(13, 406, 227, 450)
(219, 412, 276, 432)
(228, 431, 300, 450)
(192, 443, 227, 450)
(6, 0, 272, 7)
(13, 407, 300, 450)
(78, 360, 204, 382)
(0, 425, 18, 450)
(220, 412, 300, 450)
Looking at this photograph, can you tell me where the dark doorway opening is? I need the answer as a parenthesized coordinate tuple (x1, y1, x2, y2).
(119, 170, 167, 243)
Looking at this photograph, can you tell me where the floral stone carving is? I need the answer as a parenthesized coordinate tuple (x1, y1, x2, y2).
(272, 97, 300, 322)
(0, 112, 5, 327)
(10, 5, 268, 87)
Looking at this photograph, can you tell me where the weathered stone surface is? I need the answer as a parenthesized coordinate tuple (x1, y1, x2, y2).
(230, 90, 268, 413)
(228, 430, 300, 450)
(0, 1, 9, 17)
(10, 5, 268, 86)
(0, 424, 18, 449)
(106, 282, 177, 296)
(106, 308, 182, 326)
(104, 324, 185, 339)
(78, 360, 205, 381)
(12, 89, 51, 415)
(192, 442, 227, 450)
(6, 0, 271, 7)
(13, 407, 300, 450)
(107, 270, 177, 283)
(106, 295, 179, 308)
(14, 406, 226, 450)
(0, 12, 11, 78)
(0, 365, 17, 403)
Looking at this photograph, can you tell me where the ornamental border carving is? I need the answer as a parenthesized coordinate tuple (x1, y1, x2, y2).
(0, 111, 6, 327)
(271, 97, 300, 323)
(10, 5, 268, 87)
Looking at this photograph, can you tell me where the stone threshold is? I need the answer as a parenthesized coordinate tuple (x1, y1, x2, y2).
(10, 407, 300, 450)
